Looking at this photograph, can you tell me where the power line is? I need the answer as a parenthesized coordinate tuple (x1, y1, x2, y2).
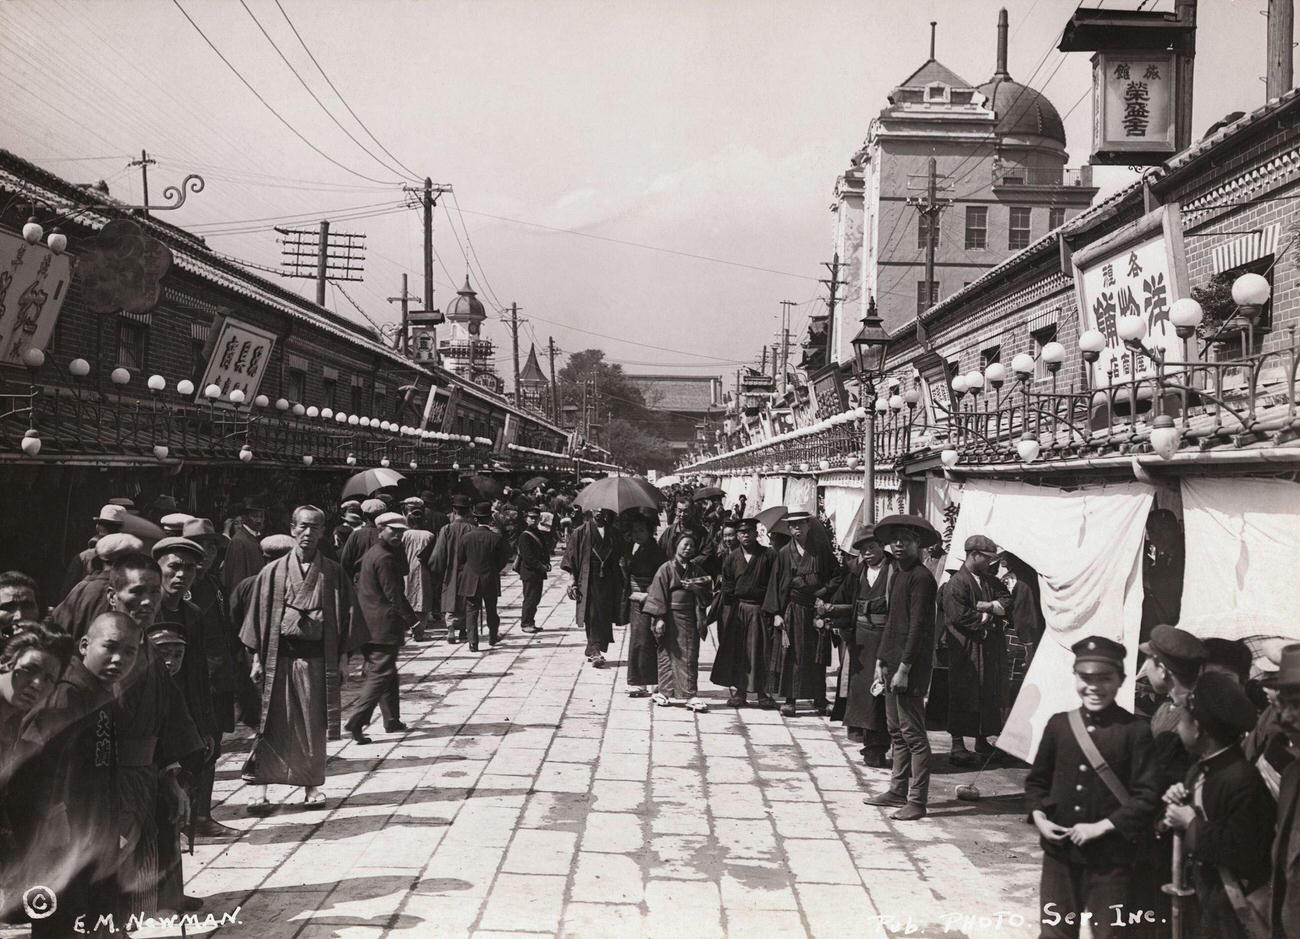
(448, 190, 507, 310)
(526, 308, 753, 364)
(168, 0, 402, 186)
(273, 0, 422, 182)
(238, 0, 418, 183)
(187, 197, 403, 230)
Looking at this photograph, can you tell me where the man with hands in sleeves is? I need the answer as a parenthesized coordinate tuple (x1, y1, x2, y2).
(1025, 636, 1161, 939)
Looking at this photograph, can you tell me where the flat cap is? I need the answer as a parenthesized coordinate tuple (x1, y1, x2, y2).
(146, 627, 187, 647)
(342, 510, 363, 524)
(1189, 671, 1258, 735)
(339, 499, 362, 511)
(108, 497, 137, 510)
(94, 504, 129, 525)
(400, 496, 425, 508)
(360, 498, 387, 515)
(1139, 624, 1208, 668)
(182, 518, 220, 541)
(96, 532, 144, 560)
(1072, 636, 1127, 669)
(152, 537, 205, 563)
(736, 517, 760, 531)
(964, 534, 999, 555)
(1203, 638, 1253, 684)
(160, 512, 195, 531)
(260, 534, 296, 557)
(375, 512, 409, 530)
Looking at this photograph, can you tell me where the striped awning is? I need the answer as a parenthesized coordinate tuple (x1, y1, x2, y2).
(1026, 305, 1060, 335)
(119, 311, 151, 326)
(287, 353, 309, 372)
(1213, 224, 1280, 273)
(190, 322, 209, 342)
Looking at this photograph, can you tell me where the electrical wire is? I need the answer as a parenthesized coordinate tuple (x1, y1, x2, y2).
(169, 0, 403, 186)
(187, 197, 404, 231)
(273, 0, 422, 182)
(526, 308, 753, 365)
(448, 190, 508, 310)
(237, 0, 416, 183)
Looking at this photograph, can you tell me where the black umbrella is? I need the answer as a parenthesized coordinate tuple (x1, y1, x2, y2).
(523, 476, 549, 491)
(573, 477, 660, 514)
(342, 467, 406, 499)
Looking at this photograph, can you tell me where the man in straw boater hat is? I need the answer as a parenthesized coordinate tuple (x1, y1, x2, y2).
(862, 513, 939, 821)
(761, 504, 842, 718)
(1024, 636, 1161, 938)
(1265, 643, 1300, 937)
(710, 516, 778, 709)
(821, 523, 894, 767)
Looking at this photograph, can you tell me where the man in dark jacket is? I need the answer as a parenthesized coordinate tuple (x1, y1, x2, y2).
(516, 506, 550, 634)
(345, 512, 415, 743)
(431, 495, 475, 643)
(864, 514, 939, 821)
(339, 498, 387, 581)
(221, 500, 265, 598)
(459, 503, 511, 651)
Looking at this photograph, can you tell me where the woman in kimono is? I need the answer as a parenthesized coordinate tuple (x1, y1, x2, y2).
(622, 510, 666, 698)
(562, 509, 625, 668)
(762, 509, 842, 717)
(643, 533, 713, 712)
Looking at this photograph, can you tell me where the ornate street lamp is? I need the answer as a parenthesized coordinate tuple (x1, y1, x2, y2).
(850, 299, 890, 524)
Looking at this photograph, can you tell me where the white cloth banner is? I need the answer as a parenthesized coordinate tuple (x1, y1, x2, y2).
(822, 485, 865, 552)
(1179, 477, 1300, 642)
(947, 479, 1154, 762)
(758, 476, 785, 513)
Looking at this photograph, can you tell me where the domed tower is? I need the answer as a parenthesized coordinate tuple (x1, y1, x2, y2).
(438, 277, 503, 393)
(826, 10, 1098, 356)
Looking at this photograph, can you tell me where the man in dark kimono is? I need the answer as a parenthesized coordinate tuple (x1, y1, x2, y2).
(339, 498, 387, 581)
(51, 533, 145, 639)
(221, 500, 265, 599)
(430, 495, 474, 643)
(864, 514, 939, 821)
(1162, 672, 1274, 939)
(942, 533, 1012, 766)
(761, 508, 842, 718)
(823, 525, 894, 767)
(241, 505, 366, 814)
(459, 503, 512, 651)
(563, 508, 625, 669)
(1268, 645, 1300, 938)
(710, 517, 776, 709)
(515, 506, 550, 634)
(658, 495, 705, 559)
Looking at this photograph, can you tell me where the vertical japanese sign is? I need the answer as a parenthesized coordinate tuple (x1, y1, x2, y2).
(810, 366, 848, 420)
(1092, 52, 1176, 160)
(420, 385, 451, 430)
(439, 386, 461, 434)
(1073, 203, 1189, 391)
(196, 316, 276, 403)
(496, 414, 518, 454)
(0, 229, 73, 365)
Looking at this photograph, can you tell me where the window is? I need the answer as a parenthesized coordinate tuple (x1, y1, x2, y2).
(286, 368, 306, 404)
(351, 385, 364, 415)
(925, 83, 949, 103)
(1032, 324, 1058, 381)
(1009, 207, 1032, 249)
(374, 391, 386, 419)
(322, 378, 337, 410)
(965, 206, 988, 249)
(117, 319, 148, 371)
(916, 280, 939, 316)
(1049, 207, 1066, 230)
(917, 213, 939, 249)
(981, 345, 1001, 369)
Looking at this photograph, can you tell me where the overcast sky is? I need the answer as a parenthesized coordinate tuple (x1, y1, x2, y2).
(0, 0, 1284, 383)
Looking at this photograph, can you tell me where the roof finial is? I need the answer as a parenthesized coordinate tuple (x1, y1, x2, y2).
(995, 8, 1011, 79)
(929, 20, 937, 60)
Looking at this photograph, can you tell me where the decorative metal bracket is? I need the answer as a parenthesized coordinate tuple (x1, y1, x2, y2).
(119, 174, 205, 213)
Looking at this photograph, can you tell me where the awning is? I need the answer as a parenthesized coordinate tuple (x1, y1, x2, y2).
(1213, 223, 1280, 274)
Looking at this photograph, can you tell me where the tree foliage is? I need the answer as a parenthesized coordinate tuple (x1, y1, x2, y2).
(557, 349, 647, 422)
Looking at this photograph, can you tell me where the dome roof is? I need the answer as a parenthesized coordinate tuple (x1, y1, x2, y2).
(977, 76, 1066, 145)
(445, 276, 485, 323)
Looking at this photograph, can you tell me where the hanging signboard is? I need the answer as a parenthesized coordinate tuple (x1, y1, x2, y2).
(0, 229, 74, 366)
(810, 365, 848, 420)
(420, 385, 452, 430)
(1091, 52, 1177, 165)
(1073, 202, 1189, 392)
(439, 386, 462, 434)
(196, 315, 276, 403)
(496, 413, 518, 454)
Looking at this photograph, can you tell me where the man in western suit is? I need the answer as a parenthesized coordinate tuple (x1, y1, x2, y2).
(458, 502, 511, 652)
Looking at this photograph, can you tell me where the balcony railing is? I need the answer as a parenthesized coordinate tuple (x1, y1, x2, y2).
(993, 165, 1093, 189)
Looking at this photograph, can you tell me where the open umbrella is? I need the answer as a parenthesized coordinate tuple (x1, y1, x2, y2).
(522, 476, 549, 491)
(754, 505, 787, 531)
(628, 476, 665, 504)
(341, 467, 406, 500)
(693, 485, 724, 501)
(573, 477, 660, 514)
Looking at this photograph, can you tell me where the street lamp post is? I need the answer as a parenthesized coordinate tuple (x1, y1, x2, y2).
(850, 299, 890, 525)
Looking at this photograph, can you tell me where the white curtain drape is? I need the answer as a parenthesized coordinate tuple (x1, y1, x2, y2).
(822, 485, 865, 552)
(784, 476, 816, 514)
(1179, 477, 1300, 642)
(947, 479, 1154, 761)
(758, 476, 784, 512)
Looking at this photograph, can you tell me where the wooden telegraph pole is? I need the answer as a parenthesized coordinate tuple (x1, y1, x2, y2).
(1268, 0, 1294, 100)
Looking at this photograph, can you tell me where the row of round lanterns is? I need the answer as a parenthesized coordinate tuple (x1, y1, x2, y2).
(21, 217, 67, 255)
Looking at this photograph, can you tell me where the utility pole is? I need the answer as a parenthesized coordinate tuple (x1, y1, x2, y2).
(770, 343, 778, 379)
(778, 300, 797, 391)
(499, 303, 526, 407)
(128, 149, 157, 215)
(315, 219, 329, 307)
(820, 253, 842, 364)
(1174, 0, 1197, 150)
(760, 345, 768, 375)
(547, 336, 559, 423)
(402, 178, 453, 364)
(1268, 0, 1293, 100)
(386, 273, 418, 353)
(906, 156, 952, 349)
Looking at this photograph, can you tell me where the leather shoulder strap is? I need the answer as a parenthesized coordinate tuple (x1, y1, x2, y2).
(1067, 709, 1131, 805)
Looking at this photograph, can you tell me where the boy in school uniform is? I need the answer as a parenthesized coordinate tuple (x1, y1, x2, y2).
(1024, 636, 1162, 939)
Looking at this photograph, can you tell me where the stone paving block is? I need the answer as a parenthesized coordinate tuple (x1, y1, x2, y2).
(580, 811, 644, 853)
(737, 707, 785, 725)
(649, 834, 719, 880)
(444, 803, 526, 847)
(704, 756, 757, 784)
(560, 901, 647, 939)
(261, 846, 360, 889)
(650, 809, 711, 835)
(842, 831, 913, 871)
(395, 892, 482, 935)
(478, 872, 567, 932)
(474, 773, 538, 798)
(594, 750, 649, 781)
(720, 866, 800, 910)
(712, 817, 781, 860)
(591, 778, 647, 813)
(352, 822, 448, 868)
(650, 740, 701, 767)
(707, 783, 769, 819)
(770, 801, 837, 839)
(519, 791, 592, 830)
(753, 748, 805, 772)
(189, 864, 273, 896)
(485, 746, 547, 777)
(502, 827, 579, 875)
(534, 760, 594, 793)
(760, 770, 823, 802)
(547, 735, 601, 763)
(421, 843, 506, 897)
(699, 732, 750, 757)
(601, 730, 652, 754)
(809, 763, 867, 791)
(783, 837, 862, 884)
(725, 908, 808, 938)
(797, 882, 889, 939)
(746, 722, 796, 746)
(497, 725, 558, 750)
(572, 849, 645, 903)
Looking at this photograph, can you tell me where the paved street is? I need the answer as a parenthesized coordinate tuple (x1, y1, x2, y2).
(181, 569, 1041, 939)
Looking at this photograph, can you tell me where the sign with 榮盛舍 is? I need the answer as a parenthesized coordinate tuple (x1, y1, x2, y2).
(196, 316, 276, 404)
(1092, 52, 1177, 164)
(1072, 203, 1189, 392)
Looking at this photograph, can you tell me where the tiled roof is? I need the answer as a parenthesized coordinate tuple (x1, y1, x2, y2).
(625, 375, 717, 413)
(898, 59, 972, 90)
